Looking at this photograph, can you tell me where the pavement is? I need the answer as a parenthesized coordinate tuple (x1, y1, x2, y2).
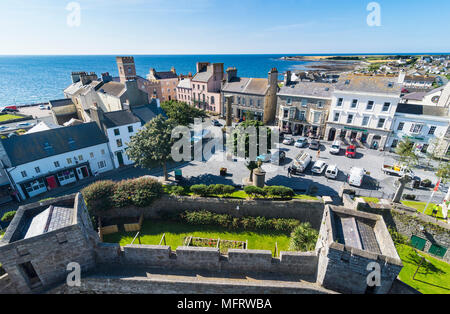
(1, 116, 447, 229)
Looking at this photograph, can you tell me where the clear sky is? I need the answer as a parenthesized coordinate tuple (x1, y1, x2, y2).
(0, 0, 449, 55)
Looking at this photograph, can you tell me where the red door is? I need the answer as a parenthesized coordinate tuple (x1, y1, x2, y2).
(46, 176, 58, 190)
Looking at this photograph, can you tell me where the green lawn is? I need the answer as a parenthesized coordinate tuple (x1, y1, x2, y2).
(103, 220, 291, 255)
(396, 244, 450, 294)
(361, 197, 380, 204)
(0, 114, 22, 122)
(401, 201, 445, 221)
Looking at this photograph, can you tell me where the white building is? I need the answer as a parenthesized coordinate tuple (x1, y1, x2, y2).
(101, 110, 142, 168)
(0, 122, 114, 200)
(324, 74, 402, 149)
(387, 104, 450, 157)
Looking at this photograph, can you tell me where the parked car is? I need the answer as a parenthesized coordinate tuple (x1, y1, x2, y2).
(256, 153, 272, 163)
(16, 122, 35, 127)
(294, 137, 308, 148)
(39, 105, 47, 110)
(282, 137, 295, 145)
(292, 152, 312, 173)
(345, 145, 357, 158)
(270, 150, 286, 164)
(348, 167, 365, 187)
(311, 160, 327, 175)
(325, 164, 339, 179)
(1, 107, 19, 113)
(309, 139, 320, 150)
(329, 140, 341, 155)
(211, 119, 222, 127)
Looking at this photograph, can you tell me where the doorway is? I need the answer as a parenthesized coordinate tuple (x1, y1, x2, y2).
(76, 166, 89, 179)
(328, 128, 336, 141)
(117, 152, 125, 167)
(18, 262, 42, 289)
(45, 176, 58, 190)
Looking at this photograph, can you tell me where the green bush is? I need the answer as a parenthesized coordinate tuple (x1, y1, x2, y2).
(131, 177, 163, 207)
(388, 227, 409, 245)
(289, 222, 319, 252)
(244, 186, 266, 198)
(207, 184, 235, 196)
(1, 210, 16, 222)
(263, 186, 294, 198)
(167, 185, 185, 196)
(112, 179, 137, 208)
(82, 180, 116, 212)
(222, 185, 236, 195)
(190, 184, 209, 196)
(180, 210, 300, 233)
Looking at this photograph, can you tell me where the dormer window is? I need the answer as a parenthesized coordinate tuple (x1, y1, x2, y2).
(68, 138, 75, 145)
(387, 82, 394, 88)
(345, 80, 351, 85)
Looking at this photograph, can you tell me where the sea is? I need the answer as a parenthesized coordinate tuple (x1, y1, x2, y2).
(0, 53, 445, 106)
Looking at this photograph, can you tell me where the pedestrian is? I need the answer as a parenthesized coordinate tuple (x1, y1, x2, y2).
(287, 166, 292, 178)
(316, 150, 321, 160)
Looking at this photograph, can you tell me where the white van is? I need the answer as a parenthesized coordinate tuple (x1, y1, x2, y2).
(292, 152, 312, 173)
(348, 167, 365, 187)
(330, 140, 341, 155)
(325, 165, 339, 179)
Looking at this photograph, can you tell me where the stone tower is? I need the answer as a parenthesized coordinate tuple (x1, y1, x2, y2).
(116, 56, 137, 83)
(263, 68, 279, 125)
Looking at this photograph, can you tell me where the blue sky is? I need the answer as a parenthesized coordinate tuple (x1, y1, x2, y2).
(0, 0, 449, 55)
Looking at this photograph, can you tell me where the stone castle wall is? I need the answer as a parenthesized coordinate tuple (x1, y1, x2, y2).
(94, 243, 319, 277)
(97, 195, 324, 229)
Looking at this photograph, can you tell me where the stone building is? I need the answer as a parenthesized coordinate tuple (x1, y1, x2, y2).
(324, 74, 402, 149)
(146, 67, 180, 102)
(191, 62, 224, 115)
(0, 194, 98, 293)
(316, 205, 403, 294)
(221, 67, 279, 125)
(278, 72, 334, 138)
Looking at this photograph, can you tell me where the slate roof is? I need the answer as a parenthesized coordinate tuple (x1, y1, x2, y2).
(396, 103, 450, 117)
(97, 81, 126, 98)
(130, 100, 166, 125)
(222, 77, 269, 96)
(335, 74, 402, 95)
(192, 71, 213, 83)
(153, 71, 178, 80)
(177, 78, 192, 89)
(103, 110, 141, 128)
(1, 122, 108, 166)
(49, 98, 74, 108)
(278, 82, 334, 99)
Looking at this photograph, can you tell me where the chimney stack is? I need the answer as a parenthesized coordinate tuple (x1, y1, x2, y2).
(226, 67, 238, 82)
(284, 70, 291, 86)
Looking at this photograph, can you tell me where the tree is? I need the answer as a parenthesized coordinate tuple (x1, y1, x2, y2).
(245, 161, 259, 182)
(232, 120, 272, 159)
(436, 162, 450, 184)
(161, 100, 207, 126)
(395, 138, 418, 166)
(289, 223, 319, 252)
(126, 115, 175, 181)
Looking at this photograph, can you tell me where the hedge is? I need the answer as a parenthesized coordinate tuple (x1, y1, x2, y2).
(244, 186, 266, 197)
(181, 210, 300, 233)
(82, 178, 163, 213)
(1, 210, 16, 222)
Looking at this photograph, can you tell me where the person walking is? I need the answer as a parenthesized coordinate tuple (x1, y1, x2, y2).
(287, 166, 292, 178)
(316, 150, 321, 160)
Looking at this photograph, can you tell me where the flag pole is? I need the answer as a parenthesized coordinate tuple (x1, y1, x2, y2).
(423, 178, 441, 214)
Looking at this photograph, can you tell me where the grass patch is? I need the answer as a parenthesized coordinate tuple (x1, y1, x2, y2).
(0, 114, 22, 122)
(163, 185, 316, 200)
(103, 220, 291, 254)
(361, 197, 380, 204)
(396, 244, 450, 294)
(401, 201, 445, 221)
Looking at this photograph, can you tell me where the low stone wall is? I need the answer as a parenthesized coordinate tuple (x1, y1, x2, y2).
(94, 244, 318, 277)
(96, 195, 324, 229)
(0, 273, 17, 294)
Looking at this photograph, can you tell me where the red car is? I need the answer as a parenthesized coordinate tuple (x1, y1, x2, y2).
(345, 145, 356, 158)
